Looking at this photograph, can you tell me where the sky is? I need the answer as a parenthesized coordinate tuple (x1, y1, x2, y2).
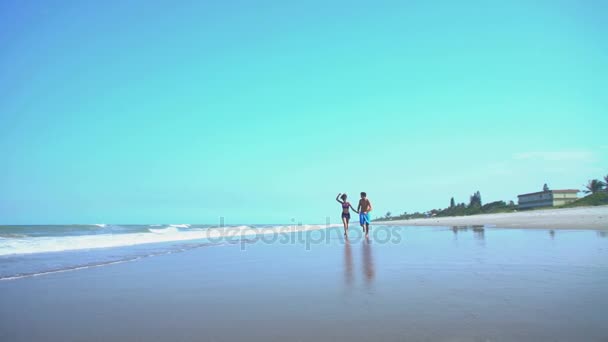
(1, 0, 607, 224)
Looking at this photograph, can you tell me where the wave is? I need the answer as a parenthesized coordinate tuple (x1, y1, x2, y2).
(0, 224, 335, 256)
(0, 258, 139, 281)
(168, 224, 190, 228)
(148, 227, 180, 234)
(0, 241, 230, 281)
(0, 233, 29, 239)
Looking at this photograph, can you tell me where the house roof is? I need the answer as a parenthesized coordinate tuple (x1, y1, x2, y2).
(517, 189, 580, 197)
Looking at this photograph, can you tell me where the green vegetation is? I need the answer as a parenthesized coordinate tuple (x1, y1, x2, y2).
(376, 191, 517, 221)
(563, 174, 608, 207)
(375, 173, 607, 222)
(584, 179, 606, 194)
(562, 192, 608, 208)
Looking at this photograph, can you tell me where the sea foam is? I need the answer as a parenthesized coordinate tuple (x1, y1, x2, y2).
(0, 224, 333, 256)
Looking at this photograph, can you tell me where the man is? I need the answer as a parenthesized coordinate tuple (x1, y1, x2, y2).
(357, 192, 373, 238)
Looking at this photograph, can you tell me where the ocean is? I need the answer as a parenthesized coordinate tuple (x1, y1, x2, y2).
(0, 223, 330, 280)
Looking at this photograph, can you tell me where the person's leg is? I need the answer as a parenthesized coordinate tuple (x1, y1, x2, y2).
(364, 223, 369, 238)
(342, 216, 348, 236)
(359, 213, 365, 231)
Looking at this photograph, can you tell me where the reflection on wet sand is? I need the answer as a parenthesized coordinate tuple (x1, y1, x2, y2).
(473, 226, 485, 243)
(452, 226, 485, 243)
(362, 238, 375, 288)
(343, 237, 376, 289)
(343, 237, 353, 286)
(452, 226, 468, 235)
(549, 230, 556, 239)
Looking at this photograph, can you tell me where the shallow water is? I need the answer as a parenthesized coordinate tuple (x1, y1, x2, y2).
(0, 225, 607, 341)
(0, 223, 330, 279)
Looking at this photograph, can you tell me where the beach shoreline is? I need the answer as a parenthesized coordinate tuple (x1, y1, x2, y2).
(375, 205, 608, 229)
(1, 225, 607, 341)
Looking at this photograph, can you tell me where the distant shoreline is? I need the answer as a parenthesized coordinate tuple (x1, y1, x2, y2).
(375, 205, 608, 230)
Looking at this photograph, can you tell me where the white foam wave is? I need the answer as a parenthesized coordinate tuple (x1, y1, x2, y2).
(149, 227, 180, 234)
(169, 224, 190, 228)
(0, 224, 334, 256)
(94, 224, 107, 228)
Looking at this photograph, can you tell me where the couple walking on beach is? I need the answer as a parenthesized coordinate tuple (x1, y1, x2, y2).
(336, 192, 373, 238)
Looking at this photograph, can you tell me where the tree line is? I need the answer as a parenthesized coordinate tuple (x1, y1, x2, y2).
(380, 190, 517, 221)
(378, 173, 607, 221)
(584, 174, 608, 194)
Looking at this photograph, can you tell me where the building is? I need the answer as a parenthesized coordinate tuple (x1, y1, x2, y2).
(517, 189, 579, 209)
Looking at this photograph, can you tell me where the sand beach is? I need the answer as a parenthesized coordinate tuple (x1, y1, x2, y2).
(377, 206, 608, 229)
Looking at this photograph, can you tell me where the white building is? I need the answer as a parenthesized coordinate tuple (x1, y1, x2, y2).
(517, 189, 579, 209)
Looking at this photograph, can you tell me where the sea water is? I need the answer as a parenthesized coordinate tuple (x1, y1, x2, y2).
(0, 223, 329, 280)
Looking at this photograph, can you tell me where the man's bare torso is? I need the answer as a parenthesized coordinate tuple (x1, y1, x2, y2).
(359, 198, 371, 213)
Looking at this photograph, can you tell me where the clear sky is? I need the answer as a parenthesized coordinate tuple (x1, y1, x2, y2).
(1, 0, 606, 224)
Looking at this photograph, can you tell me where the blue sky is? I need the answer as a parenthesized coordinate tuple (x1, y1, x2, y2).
(1, 0, 606, 224)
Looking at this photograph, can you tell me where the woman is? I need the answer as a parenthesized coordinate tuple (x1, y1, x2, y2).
(336, 193, 358, 237)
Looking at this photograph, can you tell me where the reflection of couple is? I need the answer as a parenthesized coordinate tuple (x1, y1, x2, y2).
(343, 233, 375, 288)
(336, 192, 373, 238)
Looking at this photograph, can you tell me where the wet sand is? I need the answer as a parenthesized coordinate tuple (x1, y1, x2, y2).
(1, 226, 607, 341)
(378, 206, 608, 229)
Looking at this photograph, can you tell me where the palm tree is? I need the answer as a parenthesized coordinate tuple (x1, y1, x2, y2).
(584, 179, 605, 194)
(604, 175, 608, 191)
(386, 211, 392, 219)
